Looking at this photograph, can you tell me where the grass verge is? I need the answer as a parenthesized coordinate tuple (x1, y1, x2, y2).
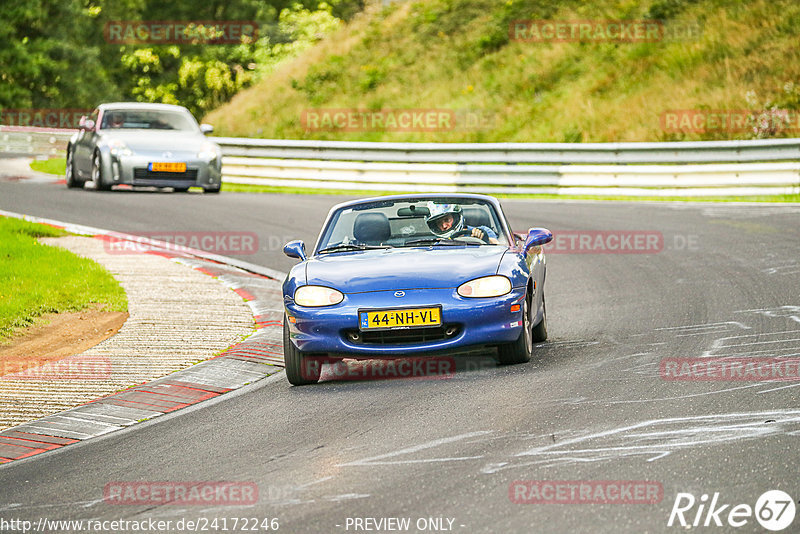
(30, 157, 66, 175)
(0, 217, 127, 341)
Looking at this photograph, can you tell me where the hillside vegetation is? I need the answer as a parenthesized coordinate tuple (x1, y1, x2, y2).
(205, 0, 800, 142)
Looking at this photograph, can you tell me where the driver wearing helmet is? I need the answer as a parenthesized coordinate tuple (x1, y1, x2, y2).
(107, 112, 125, 128)
(425, 202, 499, 244)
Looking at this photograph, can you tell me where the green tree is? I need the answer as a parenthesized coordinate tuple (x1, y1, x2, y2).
(0, 0, 361, 118)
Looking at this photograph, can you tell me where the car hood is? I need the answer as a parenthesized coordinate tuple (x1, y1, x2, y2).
(305, 246, 507, 292)
(99, 130, 211, 153)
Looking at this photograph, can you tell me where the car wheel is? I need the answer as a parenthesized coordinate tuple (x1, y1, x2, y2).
(531, 293, 547, 342)
(204, 186, 220, 194)
(65, 149, 84, 189)
(283, 317, 321, 385)
(497, 292, 533, 365)
(91, 152, 111, 191)
(173, 187, 189, 193)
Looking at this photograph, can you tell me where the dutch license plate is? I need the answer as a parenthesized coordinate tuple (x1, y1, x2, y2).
(149, 162, 186, 173)
(359, 307, 441, 330)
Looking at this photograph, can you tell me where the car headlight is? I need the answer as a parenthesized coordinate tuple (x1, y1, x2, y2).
(108, 139, 133, 157)
(197, 142, 219, 162)
(457, 275, 512, 298)
(294, 285, 344, 307)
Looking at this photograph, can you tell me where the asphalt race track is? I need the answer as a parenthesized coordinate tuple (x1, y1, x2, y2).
(1, 177, 800, 533)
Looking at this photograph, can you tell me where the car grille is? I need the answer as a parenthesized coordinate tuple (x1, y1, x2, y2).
(344, 325, 460, 345)
(133, 168, 198, 181)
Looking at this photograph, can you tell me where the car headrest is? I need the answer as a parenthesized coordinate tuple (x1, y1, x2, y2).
(353, 213, 391, 244)
(462, 207, 491, 228)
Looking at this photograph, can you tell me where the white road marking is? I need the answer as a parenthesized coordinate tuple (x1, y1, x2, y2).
(735, 306, 800, 323)
(756, 382, 800, 394)
(701, 329, 800, 357)
(565, 383, 765, 405)
(656, 321, 751, 332)
(325, 493, 370, 502)
(761, 264, 800, 275)
(338, 430, 492, 467)
(296, 476, 334, 489)
(721, 336, 800, 349)
(479, 410, 800, 473)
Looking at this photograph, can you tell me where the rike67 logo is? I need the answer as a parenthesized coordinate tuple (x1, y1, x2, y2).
(668, 490, 796, 531)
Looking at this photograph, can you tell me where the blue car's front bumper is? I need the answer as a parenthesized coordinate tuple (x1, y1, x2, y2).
(285, 287, 526, 357)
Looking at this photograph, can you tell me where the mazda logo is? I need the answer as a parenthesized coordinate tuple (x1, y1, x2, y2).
(162, 151, 173, 158)
(394, 291, 405, 298)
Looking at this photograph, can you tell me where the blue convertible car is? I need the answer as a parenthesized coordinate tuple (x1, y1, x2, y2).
(282, 193, 553, 385)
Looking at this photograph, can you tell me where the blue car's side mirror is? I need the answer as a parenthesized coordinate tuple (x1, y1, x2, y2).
(283, 240, 306, 261)
(524, 228, 553, 251)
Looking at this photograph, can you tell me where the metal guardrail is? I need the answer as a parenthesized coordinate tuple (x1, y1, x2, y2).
(216, 137, 800, 196)
(0, 127, 74, 157)
(214, 137, 800, 164)
(3, 127, 799, 196)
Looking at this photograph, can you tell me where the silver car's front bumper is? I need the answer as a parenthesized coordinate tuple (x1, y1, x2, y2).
(104, 154, 222, 189)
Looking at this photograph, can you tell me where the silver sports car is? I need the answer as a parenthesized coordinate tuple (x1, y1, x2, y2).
(66, 102, 222, 193)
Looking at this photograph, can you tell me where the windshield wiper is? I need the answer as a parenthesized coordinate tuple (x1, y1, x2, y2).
(402, 237, 477, 247)
(317, 243, 391, 254)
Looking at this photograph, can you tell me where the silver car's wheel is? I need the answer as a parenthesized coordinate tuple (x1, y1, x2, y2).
(92, 152, 111, 191)
(65, 149, 83, 189)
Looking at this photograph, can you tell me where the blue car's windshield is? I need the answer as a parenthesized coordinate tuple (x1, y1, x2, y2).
(316, 198, 508, 252)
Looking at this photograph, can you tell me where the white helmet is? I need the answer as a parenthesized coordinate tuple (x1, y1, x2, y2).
(426, 202, 464, 238)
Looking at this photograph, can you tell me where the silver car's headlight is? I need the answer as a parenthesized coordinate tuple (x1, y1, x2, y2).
(197, 142, 219, 162)
(294, 285, 344, 307)
(108, 139, 133, 157)
(457, 275, 512, 298)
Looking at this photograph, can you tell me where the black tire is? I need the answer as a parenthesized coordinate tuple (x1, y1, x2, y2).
(283, 317, 321, 385)
(65, 149, 84, 189)
(204, 186, 220, 194)
(497, 293, 533, 365)
(531, 293, 547, 342)
(91, 151, 111, 191)
(173, 187, 190, 193)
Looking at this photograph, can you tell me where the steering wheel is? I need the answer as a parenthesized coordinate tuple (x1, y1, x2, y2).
(451, 228, 489, 243)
